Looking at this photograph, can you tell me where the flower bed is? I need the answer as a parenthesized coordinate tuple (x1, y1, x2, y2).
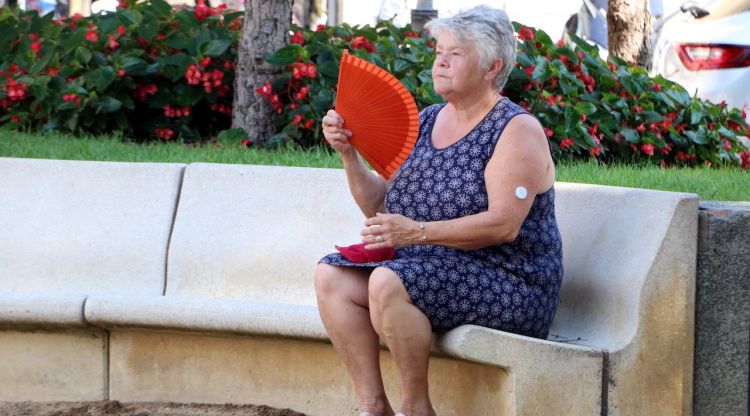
(0, 1, 748, 168)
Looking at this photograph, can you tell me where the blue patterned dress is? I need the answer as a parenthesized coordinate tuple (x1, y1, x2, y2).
(320, 99, 563, 339)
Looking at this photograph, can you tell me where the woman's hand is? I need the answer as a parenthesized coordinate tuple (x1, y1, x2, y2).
(321, 110, 354, 157)
(361, 213, 423, 249)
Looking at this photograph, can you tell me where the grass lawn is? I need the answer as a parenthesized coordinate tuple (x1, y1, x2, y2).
(2, 129, 748, 202)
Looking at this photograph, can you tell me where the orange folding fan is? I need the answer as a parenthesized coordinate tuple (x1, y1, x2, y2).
(335, 50, 419, 179)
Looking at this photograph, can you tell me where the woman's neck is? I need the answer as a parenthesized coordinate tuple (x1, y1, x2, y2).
(448, 90, 501, 123)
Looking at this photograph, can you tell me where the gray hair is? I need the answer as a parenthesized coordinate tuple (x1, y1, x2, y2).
(425, 5, 517, 90)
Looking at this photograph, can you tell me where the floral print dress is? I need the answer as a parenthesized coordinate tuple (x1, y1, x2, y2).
(319, 99, 563, 339)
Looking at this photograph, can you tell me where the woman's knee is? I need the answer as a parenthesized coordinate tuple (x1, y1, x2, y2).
(368, 267, 409, 307)
(314, 263, 343, 296)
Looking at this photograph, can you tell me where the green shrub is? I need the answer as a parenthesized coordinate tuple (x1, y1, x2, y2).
(1, 1, 748, 169)
(263, 21, 749, 169)
(0, 0, 241, 141)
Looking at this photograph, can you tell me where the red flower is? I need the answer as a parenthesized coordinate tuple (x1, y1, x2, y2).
(29, 35, 42, 56)
(303, 119, 314, 129)
(290, 31, 305, 45)
(589, 146, 601, 157)
(134, 83, 158, 101)
(580, 114, 586, 122)
(223, 60, 235, 70)
(739, 151, 750, 169)
(256, 82, 272, 97)
(155, 127, 175, 140)
(47, 66, 59, 77)
(653, 83, 662, 92)
(62, 93, 81, 106)
(661, 144, 672, 155)
(636, 123, 646, 133)
(544, 127, 553, 137)
(290, 62, 317, 79)
(641, 143, 655, 156)
(316, 24, 327, 32)
(724, 140, 732, 150)
(523, 65, 535, 78)
(194, 0, 210, 21)
(350, 36, 375, 53)
(4, 79, 28, 101)
(117, 0, 129, 8)
(518, 26, 534, 41)
(404, 31, 419, 39)
(556, 39, 564, 47)
(117, 25, 127, 36)
(86, 29, 99, 43)
(185, 64, 202, 85)
(608, 62, 616, 72)
(292, 114, 303, 126)
(199, 56, 212, 68)
(295, 85, 309, 101)
(10, 114, 21, 123)
(241, 138, 251, 147)
(117, 68, 126, 77)
(560, 138, 574, 151)
(108, 34, 120, 49)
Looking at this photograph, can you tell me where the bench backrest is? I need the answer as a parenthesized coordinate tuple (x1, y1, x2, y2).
(0, 157, 184, 296)
(167, 164, 696, 348)
(166, 164, 363, 305)
(552, 182, 695, 348)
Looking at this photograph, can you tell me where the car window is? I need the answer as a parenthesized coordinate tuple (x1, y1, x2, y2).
(700, 0, 750, 21)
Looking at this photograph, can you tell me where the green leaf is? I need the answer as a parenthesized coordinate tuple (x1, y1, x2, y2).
(312, 89, 333, 112)
(690, 99, 704, 125)
(621, 128, 639, 143)
(217, 128, 247, 142)
(203, 39, 232, 57)
(119, 9, 143, 26)
(136, 15, 160, 41)
(92, 51, 108, 67)
(96, 96, 122, 113)
(87, 67, 116, 92)
(149, 0, 173, 17)
(393, 58, 411, 74)
(75, 46, 92, 64)
(574, 102, 597, 116)
(266, 45, 303, 66)
(121, 57, 148, 74)
(30, 47, 56, 74)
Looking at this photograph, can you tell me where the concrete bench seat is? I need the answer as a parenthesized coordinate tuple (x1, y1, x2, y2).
(0, 157, 184, 400)
(1, 158, 699, 415)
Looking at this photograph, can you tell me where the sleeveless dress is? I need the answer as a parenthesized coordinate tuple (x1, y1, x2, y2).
(319, 98, 563, 339)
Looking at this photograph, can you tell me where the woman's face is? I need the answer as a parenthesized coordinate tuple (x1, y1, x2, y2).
(432, 33, 486, 99)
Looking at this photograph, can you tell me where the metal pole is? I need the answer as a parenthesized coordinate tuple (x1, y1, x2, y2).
(411, 0, 437, 33)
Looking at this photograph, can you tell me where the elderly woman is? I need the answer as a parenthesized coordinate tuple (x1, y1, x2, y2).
(314, 5, 562, 416)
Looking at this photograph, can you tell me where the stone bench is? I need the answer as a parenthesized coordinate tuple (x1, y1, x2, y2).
(0, 157, 184, 400)
(0, 157, 699, 415)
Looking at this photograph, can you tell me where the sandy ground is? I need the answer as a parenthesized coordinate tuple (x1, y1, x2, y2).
(0, 401, 306, 416)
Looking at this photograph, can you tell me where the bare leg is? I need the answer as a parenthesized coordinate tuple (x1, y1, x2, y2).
(368, 267, 436, 416)
(314, 263, 395, 416)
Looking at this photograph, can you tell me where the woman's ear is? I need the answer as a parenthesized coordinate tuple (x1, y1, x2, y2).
(486, 59, 503, 79)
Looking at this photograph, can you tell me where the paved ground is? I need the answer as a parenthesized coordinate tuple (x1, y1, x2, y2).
(0, 401, 305, 416)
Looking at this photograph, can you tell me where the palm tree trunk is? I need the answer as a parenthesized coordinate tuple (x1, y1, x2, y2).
(607, 0, 652, 68)
(233, 0, 292, 143)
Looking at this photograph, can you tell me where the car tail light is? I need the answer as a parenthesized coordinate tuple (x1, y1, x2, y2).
(676, 44, 750, 70)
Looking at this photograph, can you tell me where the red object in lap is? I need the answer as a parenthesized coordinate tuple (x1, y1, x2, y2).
(335, 243, 396, 263)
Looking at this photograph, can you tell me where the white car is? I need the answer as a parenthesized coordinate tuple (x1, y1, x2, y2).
(652, 0, 750, 119)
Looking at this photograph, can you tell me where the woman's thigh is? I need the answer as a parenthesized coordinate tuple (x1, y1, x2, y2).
(314, 263, 373, 307)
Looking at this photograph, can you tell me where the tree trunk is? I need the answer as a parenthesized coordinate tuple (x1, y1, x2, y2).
(607, 0, 652, 68)
(233, 0, 292, 144)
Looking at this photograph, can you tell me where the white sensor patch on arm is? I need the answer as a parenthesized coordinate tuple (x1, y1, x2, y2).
(515, 186, 528, 200)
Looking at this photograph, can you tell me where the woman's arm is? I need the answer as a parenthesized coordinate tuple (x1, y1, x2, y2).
(322, 109, 389, 217)
(362, 113, 555, 249)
